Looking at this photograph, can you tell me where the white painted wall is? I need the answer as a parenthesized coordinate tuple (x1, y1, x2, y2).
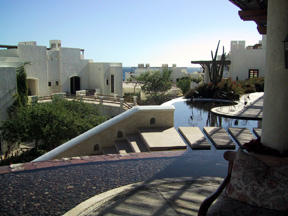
(228, 37, 266, 80)
(18, 44, 49, 96)
(0, 40, 123, 99)
(0, 67, 17, 124)
(59, 47, 90, 94)
(262, 1, 288, 152)
(228, 48, 266, 80)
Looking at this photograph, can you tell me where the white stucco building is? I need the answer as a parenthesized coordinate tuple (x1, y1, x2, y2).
(125, 64, 190, 82)
(228, 36, 266, 80)
(0, 40, 123, 98)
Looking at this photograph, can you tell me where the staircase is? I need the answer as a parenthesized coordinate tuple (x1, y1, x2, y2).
(102, 127, 187, 155)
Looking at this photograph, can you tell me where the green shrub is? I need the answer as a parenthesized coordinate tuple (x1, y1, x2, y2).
(177, 77, 191, 94)
(137, 93, 175, 105)
(123, 92, 140, 103)
(0, 148, 46, 166)
(185, 77, 264, 101)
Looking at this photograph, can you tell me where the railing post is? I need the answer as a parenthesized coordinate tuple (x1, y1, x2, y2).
(79, 94, 84, 102)
(99, 96, 104, 105)
(95, 88, 100, 98)
(120, 98, 124, 112)
(114, 94, 118, 102)
(133, 96, 137, 106)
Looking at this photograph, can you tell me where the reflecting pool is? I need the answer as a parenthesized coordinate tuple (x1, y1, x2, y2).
(174, 100, 260, 131)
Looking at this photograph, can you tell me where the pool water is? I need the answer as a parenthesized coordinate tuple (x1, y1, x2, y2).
(155, 99, 263, 178)
(174, 100, 260, 131)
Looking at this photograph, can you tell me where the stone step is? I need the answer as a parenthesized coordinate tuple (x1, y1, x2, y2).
(114, 140, 133, 153)
(253, 128, 262, 138)
(138, 127, 187, 151)
(178, 127, 211, 150)
(126, 134, 149, 153)
(102, 146, 118, 155)
(228, 127, 255, 148)
(203, 127, 235, 150)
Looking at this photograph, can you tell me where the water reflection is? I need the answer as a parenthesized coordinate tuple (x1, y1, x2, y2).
(174, 101, 260, 131)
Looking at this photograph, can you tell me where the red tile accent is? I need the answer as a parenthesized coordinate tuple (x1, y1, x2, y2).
(0, 165, 10, 174)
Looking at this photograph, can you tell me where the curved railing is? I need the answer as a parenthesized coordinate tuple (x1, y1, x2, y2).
(33, 105, 175, 162)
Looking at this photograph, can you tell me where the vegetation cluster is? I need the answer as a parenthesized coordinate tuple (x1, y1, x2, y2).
(0, 65, 107, 165)
(185, 77, 264, 101)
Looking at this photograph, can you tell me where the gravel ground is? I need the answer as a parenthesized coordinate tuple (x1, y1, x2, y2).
(0, 154, 227, 216)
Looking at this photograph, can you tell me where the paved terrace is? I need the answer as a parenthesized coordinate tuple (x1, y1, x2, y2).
(0, 93, 263, 216)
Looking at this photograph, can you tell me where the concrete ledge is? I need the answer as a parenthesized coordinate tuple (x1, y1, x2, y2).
(179, 127, 211, 150)
(33, 105, 175, 162)
(203, 127, 235, 150)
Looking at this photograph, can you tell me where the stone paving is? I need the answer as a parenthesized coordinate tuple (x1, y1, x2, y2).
(211, 92, 264, 120)
(65, 177, 223, 216)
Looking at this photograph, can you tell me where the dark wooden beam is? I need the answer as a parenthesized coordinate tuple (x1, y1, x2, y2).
(0, 45, 18, 49)
(239, 9, 267, 22)
(257, 25, 267, 35)
(191, 60, 231, 65)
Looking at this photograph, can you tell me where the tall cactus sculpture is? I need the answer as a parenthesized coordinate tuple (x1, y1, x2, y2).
(207, 41, 226, 84)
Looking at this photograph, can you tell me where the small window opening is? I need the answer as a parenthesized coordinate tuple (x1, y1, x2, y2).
(150, 118, 156, 125)
(248, 69, 259, 79)
(106, 79, 109, 85)
(48, 82, 52, 87)
(94, 144, 100, 151)
(117, 131, 123, 138)
(56, 81, 59, 86)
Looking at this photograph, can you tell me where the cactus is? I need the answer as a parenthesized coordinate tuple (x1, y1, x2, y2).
(207, 41, 226, 84)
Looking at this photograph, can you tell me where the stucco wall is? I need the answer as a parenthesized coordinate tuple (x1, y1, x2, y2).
(57, 108, 173, 158)
(59, 47, 90, 94)
(229, 49, 266, 80)
(88, 63, 105, 95)
(0, 49, 19, 57)
(0, 67, 17, 124)
(0, 42, 124, 99)
(34, 106, 175, 161)
(18, 45, 49, 96)
(47, 50, 61, 94)
(110, 64, 123, 96)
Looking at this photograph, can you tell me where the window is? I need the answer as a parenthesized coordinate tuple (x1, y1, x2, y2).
(94, 144, 100, 151)
(48, 82, 52, 87)
(150, 118, 156, 125)
(55, 81, 59, 86)
(106, 79, 109, 85)
(117, 131, 123, 138)
(111, 75, 114, 93)
(249, 69, 259, 79)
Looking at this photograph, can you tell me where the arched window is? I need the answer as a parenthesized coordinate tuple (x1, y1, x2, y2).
(94, 144, 100, 151)
(117, 131, 123, 138)
(150, 118, 156, 125)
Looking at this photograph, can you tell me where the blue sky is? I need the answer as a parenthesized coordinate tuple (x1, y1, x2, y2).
(1, 0, 262, 67)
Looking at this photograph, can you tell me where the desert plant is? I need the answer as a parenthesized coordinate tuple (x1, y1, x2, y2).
(207, 41, 226, 84)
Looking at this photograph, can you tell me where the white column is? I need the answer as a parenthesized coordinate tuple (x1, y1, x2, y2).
(204, 64, 210, 84)
(261, 1, 288, 153)
(120, 98, 124, 112)
(133, 96, 137, 106)
(99, 96, 104, 105)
